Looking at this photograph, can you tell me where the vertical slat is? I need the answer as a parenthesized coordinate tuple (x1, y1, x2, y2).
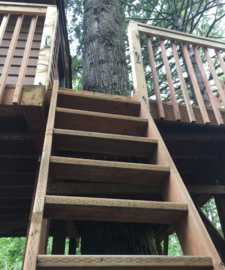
(146, 37, 165, 119)
(160, 39, 181, 121)
(52, 220, 67, 255)
(181, 43, 210, 124)
(203, 47, 225, 107)
(34, 6, 58, 88)
(215, 50, 225, 75)
(193, 45, 224, 126)
(163, 233, 169, 255)
(0, 15, 24, 104)
(214, 195, 225, 239)
(127, 22, 150, 110)
(22, 80, 59, 270)
(38, 219, 50, 255)
(0, 14, 10, 45)
(12, 15, 38, 105)
(171, 41, 196, 123)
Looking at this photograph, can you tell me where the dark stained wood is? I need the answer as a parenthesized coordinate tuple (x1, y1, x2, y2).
(0, 216, 28, 234)
(53, 129, 158, 158)
(52, 220, 67, 255)
(0, 158, 37, 173)
(0, 140, 37, 157)
(0, 173, 36, 187)
(55, 108, 148, 137)
(49, 156, 170, 186)
(44, 195, 188, 224)
(0, 187, 33, 198)
(215, 195, 225, 240)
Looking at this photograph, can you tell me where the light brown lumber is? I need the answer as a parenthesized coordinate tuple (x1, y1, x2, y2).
(137, 22, 225, 50)
(146, 37, 165, 119)
(181, 43, 210, 124)
(127, 22, 149, 110)
(215, 50, 225, 75)
(53, 129, 157, 158)
(171, 41, 196, 123)
(55, 108, 148, 137)
(203, 47, 225, 108)
(44, 195, 187, 224)
(0, 14, 10, 45)
(13, 16, 38, 105)
(193, 45, 223, 126)
(0, 15, 24, 104)
(160, 39, 181, 121)
(22, 80, 59, 270)
(133, 91, 223, 270)
(0, 5, 47, 16)
(49, 156, 170, 186)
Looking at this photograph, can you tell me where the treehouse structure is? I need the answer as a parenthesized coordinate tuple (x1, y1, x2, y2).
(0, 1, 225, 270)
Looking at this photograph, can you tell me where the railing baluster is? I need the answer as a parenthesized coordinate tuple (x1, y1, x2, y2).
(160, 39, 181, 121)
(171, 41, 196, 123)
(0, 15, 24, 104)
(0, 14, 10, 45)
(193, 45, 224, 126)
(146, 36, 165, 119)
(215, 50, 225, 75)
(13, 15, 38, 105)
(203, 47, 225, 108)
(181, 43, 210, 124)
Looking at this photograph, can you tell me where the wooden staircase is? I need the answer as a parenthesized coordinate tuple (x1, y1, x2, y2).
(23, 80, 223, 270)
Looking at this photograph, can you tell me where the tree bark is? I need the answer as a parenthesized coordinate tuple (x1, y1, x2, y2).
(81, 0, 157, 255)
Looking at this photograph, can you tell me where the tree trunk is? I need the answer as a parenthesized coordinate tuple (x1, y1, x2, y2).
(81, 0, 157, 255)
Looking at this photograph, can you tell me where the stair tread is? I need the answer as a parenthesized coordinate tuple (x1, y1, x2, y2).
(44, 196, 188, 224)
(57, 89, 140, 116)
(53, 129, 158, 158)
(55, 108, 148, 137)
(49, 156, 170, 185)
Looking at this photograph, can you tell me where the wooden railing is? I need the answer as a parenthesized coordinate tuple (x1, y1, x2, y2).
(0, 2, 58, 105)
(128, 22, 225, 126)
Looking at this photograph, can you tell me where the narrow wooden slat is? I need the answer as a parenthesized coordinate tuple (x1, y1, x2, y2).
(0, 6, 47, 16)
(0, 14, 10, 45)
(193, 45, 224, 126)
(44, 195, 188, 224)
(215, 50, 225, 75)
(160, 39, 181, 121)
(163, 233, 169, 255)
(37, 255, 213, 270)
(171, 41, 196, 123)
(203, 47, 225, 108)
(13, 16, 38, 105)
(0, 15, 24, 104)
(146, 36, 165, 119)
(22, 80, 59, 270)
(181, 43, 210, 124)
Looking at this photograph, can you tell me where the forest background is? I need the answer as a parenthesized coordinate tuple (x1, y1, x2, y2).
(1, 0, 225, 269)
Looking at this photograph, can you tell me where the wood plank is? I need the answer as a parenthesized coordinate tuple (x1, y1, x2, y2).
(0, 140, 37, 157)
(133, 91, 223, 269)
(0, 2, 50, 8)
(34, 6, 58, 87)
(0, 14, 10, 45)
(52, 220, 67, 255)
(215, 50, 225, 75)
(193, 45, 223, 126)
(55, 108, 148, 137)
(13, 15, 38, 105)
(0, 58, 38, 67)
(0, 216, 28, 234)
(171, 41, 195, 123)
(37, 255, 213, 270)
(181, 43, 210, 124)
(44, 195, 187, 224)
(146, 37, 165, 119)
(0, 40, 41, 49)
(160, 39, 181, 121)
(127, 22, 149, 110)
(53, 129, 158, 158)
(0, 48, 39, 57)
(0, 6, 47, 16)
(0, 15, 24, 104)
(215, 195, 225, 239)
(0, 66, 37, 76)
(49, 156, 170, 186)
(3, 32, 42, 41)
(0, 174, 36, 188)
(57, 90, 141, 117)
(39, 219, 50, 255)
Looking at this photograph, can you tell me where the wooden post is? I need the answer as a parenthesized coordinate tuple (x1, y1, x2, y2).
(13, 15, 38, 105)
(127, 22, 149, 111)
(69, 238, 77, 255)
(163, 233, 169, 255)
(22, 80, 59, 270)
(215, 50, 225, 76)
(0, 14, 10, 45)
(39, 219, 50, 255)
(215, 195, 225, 238)
(52, 220, 67, 255)
(156, 242, 163, 255)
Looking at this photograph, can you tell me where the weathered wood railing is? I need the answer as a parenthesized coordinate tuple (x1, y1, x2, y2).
(0, 2, 58, 105)
(128, 22, 225, 126)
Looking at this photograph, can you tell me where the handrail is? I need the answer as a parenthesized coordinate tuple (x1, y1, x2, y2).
(128, 21, 225, 126)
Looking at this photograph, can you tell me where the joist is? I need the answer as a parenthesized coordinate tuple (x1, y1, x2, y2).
(53, 129, 158, 158)
(49, 156, 170, 185)
(55, 108, 148, 136)
(44, 195, 188, 224)
(36, 255, 213, 270)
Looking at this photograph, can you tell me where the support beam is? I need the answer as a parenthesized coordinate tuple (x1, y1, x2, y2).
(39, 219, 50, 255)
(52, 220, 67, 255)
(215, 195, 225, 238)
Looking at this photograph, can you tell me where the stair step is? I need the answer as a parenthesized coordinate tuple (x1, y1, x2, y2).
(36, 255, 213, 269)
(44, 196, 188, 223)
(57, 89, 141, 116)
(55, 108, 148, 137)
(53, 129, 158, 158)
(49, 156, 170, 185)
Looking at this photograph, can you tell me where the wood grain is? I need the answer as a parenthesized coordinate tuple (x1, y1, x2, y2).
(0, 14, 10, 45)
